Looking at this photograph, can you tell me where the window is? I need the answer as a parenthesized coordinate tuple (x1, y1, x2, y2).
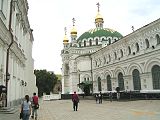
(128, 46, 131, 55)
(120, 49, 123, 57)
(107, 75, 112, 91)
(156, 34, 160, 45)
(84, 40, 86, 47)
(136, 43, 139, 52)
(152, 65, 160, 89)
(108, 38, 111, 45)
(0, 0, 4, 10)
(89, 39, 92, 46)
(96, 39, 98, 45)
(132, 69, 141, 90)
(0, 0, 7, 18)
(108, 55, 111, 62)
(118, 72, 124, 91)
(145, 39, 149, 48)
(79, 42, 81, 47)
(114, 52, 117, 60)
(98, 77, 102, 91)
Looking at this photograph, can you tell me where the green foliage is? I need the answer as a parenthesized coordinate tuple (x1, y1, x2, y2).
(78, 81, 93, 95)
(34, 69, 58, 97)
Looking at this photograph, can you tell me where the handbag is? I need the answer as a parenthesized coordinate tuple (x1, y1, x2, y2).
(34, 103, 39, 109)
(20, 112, 23, 119)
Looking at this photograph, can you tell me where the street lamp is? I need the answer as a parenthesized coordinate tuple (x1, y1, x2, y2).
(24, 82, 27, 86)
(6, 73, 10, 81)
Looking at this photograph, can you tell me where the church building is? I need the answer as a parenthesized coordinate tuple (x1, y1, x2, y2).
(61, 3, 160, 95)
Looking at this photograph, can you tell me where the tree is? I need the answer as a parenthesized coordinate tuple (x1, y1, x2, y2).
(78, 81, 93, 95)
(34, 69, 58, 97)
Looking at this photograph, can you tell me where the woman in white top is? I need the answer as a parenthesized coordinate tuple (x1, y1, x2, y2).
(21, 95, 31, 120)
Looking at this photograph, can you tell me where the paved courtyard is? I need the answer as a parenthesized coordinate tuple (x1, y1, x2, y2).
(0, 99, 160, 120)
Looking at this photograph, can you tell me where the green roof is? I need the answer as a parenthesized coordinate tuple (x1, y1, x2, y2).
(77, 28, 123, 41)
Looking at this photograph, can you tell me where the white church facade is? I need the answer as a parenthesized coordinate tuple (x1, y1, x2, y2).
(0, 0, 37, 107)
(61, 4, 160, 95)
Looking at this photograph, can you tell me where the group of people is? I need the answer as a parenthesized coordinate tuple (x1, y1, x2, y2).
(21, 93, 39, 120)
(95, 92, 103, 104)
(0, 91, 6, 107)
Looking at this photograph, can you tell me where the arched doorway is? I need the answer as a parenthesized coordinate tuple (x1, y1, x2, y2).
(152, 65, 160, 89)
(107, 75, 112, 91)
(132, 69, 141, 90)
(98, 77, 102, 91)
(118, 72, 124, 90)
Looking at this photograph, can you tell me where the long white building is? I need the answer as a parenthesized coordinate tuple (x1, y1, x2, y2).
(61, 4, 160, 95)
(0, 0, 37, 107)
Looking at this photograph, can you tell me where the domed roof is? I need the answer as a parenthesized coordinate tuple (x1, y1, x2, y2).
(77, 28, 123, 41)
(70, 26, 77, 35)
(95, 12, 103, 20)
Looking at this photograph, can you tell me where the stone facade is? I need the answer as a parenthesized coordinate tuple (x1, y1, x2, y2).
(0, 0, 37, 107)
(61, 6, 160, 95)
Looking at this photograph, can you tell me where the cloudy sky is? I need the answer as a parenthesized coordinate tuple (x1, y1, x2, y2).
(27, 0, 160, 74)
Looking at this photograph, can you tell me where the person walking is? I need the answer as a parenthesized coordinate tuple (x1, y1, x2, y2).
(99, 92, 103, 104)
(21, 95, 31, 120)
(95, 94, 98, 104)
(72, 91, 79, 111)
(109, 92, 113, 102)
(31, 93, 39, 120)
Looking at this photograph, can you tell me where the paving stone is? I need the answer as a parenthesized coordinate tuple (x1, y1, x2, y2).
(0, 100, 160, 120)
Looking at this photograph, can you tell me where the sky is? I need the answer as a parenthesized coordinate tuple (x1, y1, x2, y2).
(27, 0, 160, 74)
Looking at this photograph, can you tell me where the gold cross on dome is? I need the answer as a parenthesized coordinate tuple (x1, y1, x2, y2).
(72, 18, 76, 26)
(96, 2, 100, 12)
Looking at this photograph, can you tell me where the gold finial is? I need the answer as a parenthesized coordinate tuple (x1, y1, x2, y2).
(96, 2, 100, 12)
(72, 18, 76, 26)
(64, 27, 67, 35)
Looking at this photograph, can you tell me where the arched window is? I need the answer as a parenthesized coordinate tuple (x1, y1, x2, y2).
(79, 42, 81, 47)
(108, 38, 111, 45)
(103, 57, 106, 64)
(84, 40, 86, 47)
(156, 34, 160, 45)
(96, 39, 98, 45)
(114, 52, 117, 60)
(107, 75, 112, 91)
(108, 54, 111, 62)
(136, 43, 139, 52)
(132, 69, 141, 90)
(118, 72, 124, 90)
(89, 39, 92, 46)
(145, 39, 149, 48)
(98, 77, 102, 91)
(120, 49, 123, 57)
(128, 46, 131, 55)
(152, 65, 160, 89)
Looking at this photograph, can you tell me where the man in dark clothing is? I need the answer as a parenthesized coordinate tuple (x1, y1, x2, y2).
(72, 91, 79, 111)
(99, 92, 103, 104)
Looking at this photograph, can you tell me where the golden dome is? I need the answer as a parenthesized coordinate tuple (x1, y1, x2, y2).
(95, 12, 103, 20)
(63, 35, 69, 43)
(70, 26, 77, 35)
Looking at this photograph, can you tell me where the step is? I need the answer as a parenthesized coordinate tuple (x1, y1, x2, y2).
(0, 107, 19, 114)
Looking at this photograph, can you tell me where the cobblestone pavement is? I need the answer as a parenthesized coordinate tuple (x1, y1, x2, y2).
(0, 100, 160, 120)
